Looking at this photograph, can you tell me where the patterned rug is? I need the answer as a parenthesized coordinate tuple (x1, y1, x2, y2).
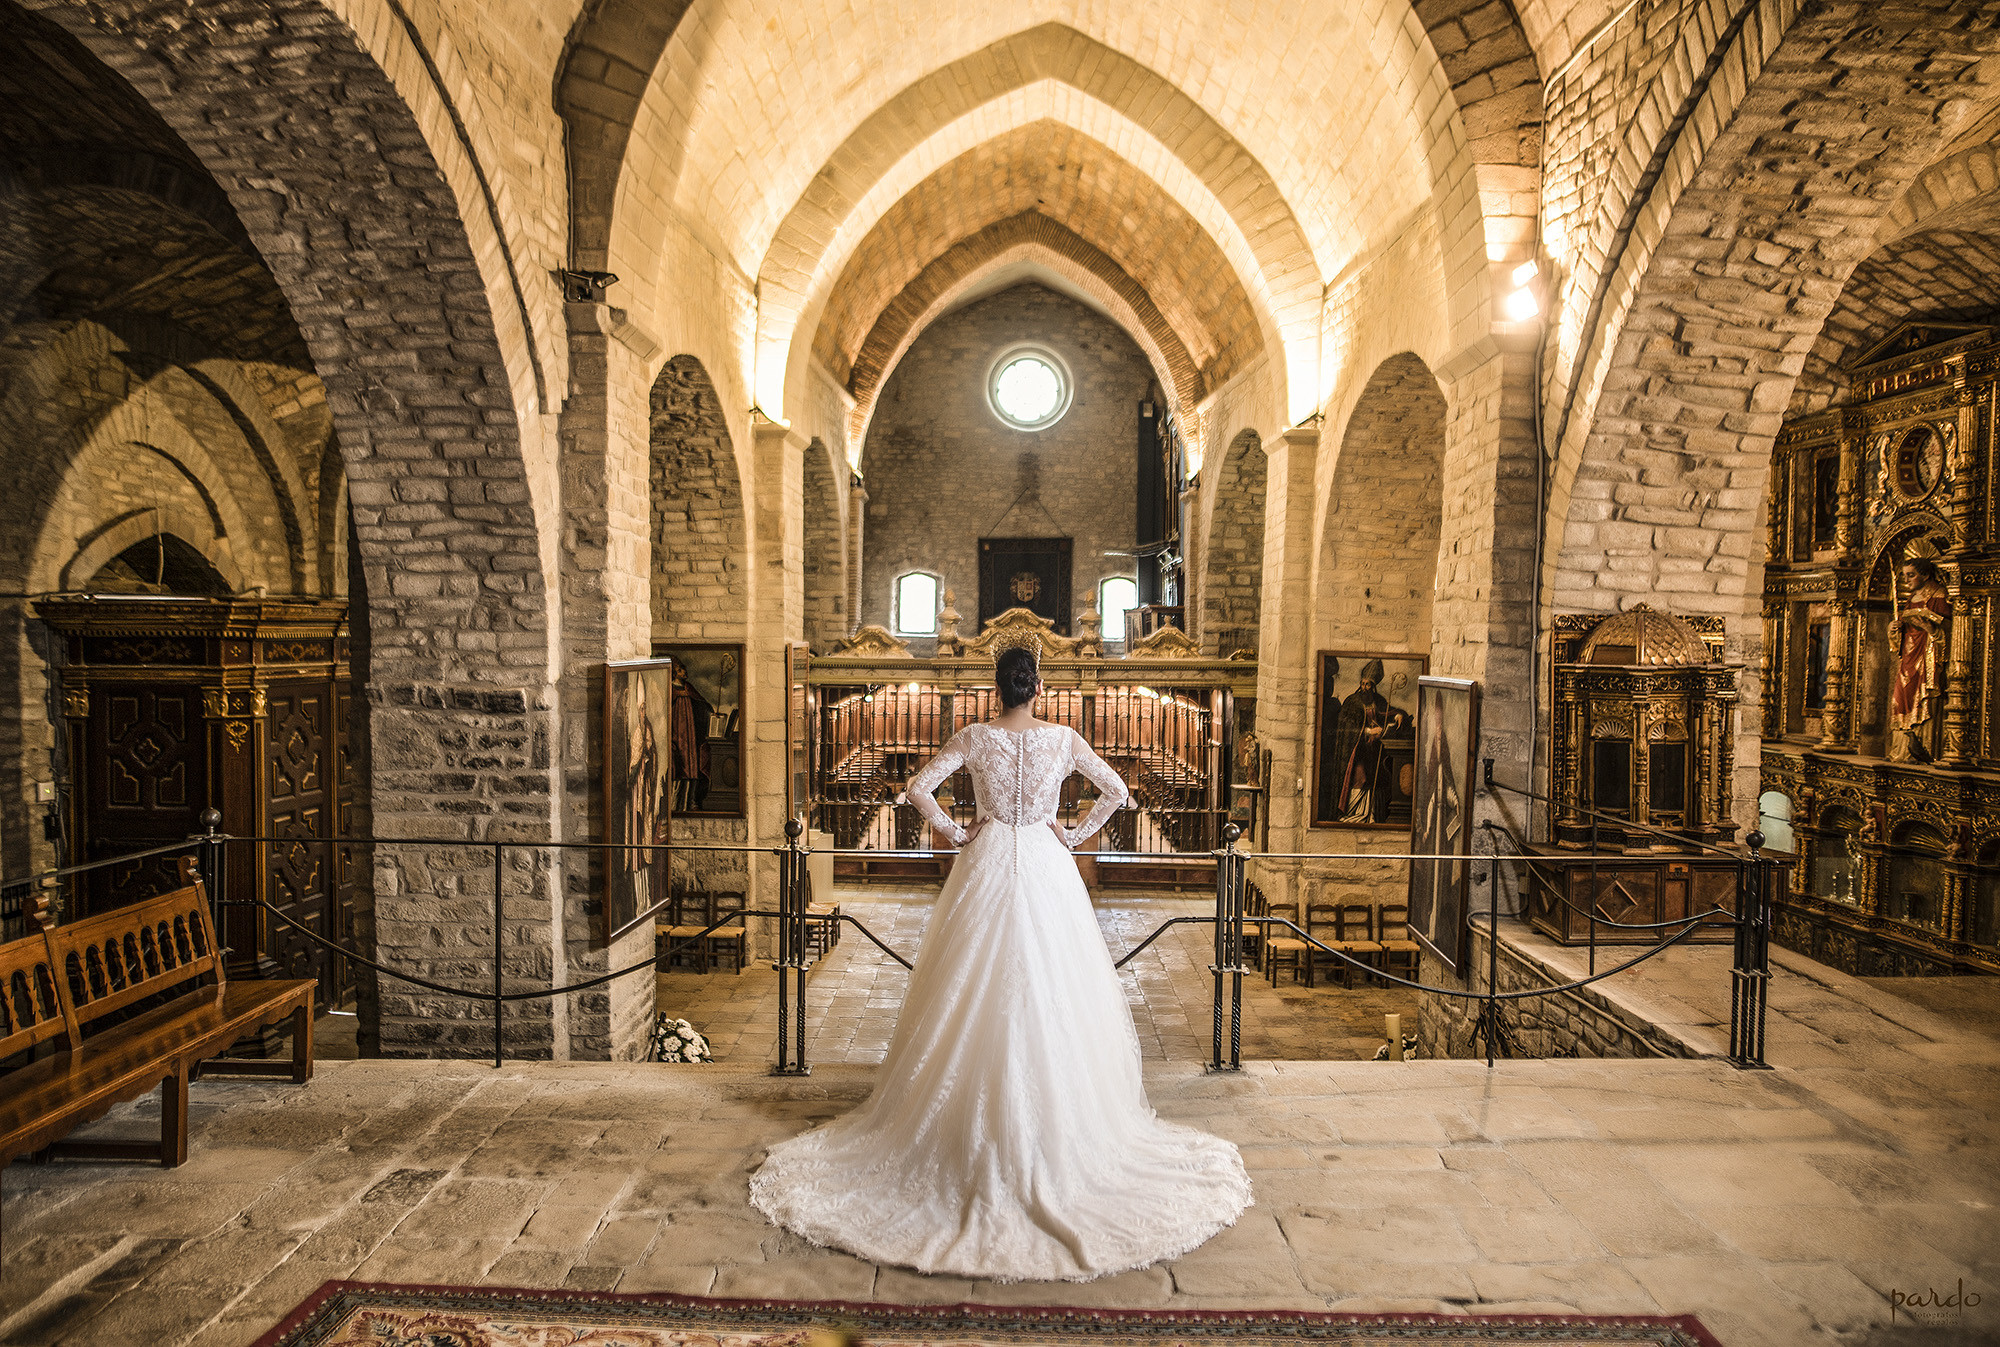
(253, 1283, 1723, 1347)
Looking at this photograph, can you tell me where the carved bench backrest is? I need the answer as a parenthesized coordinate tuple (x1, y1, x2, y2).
(46, 858, 223, 1033)
(0, 927, 75, 1060)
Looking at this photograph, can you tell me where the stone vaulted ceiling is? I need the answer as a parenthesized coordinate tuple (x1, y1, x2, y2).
(562, 0, 1553, 430)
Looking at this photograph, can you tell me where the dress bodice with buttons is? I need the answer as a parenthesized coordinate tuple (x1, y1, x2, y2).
(904, 723, 1128, 847)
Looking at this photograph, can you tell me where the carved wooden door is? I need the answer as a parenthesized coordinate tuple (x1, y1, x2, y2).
(264, 678, 343, 1007)
(80, 685, 206, 917)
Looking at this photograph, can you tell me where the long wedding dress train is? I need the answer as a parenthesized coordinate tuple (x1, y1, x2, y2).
(748, 723, 1253, 1282)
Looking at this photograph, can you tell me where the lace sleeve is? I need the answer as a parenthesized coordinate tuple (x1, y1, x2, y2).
(905, 731, 970, 847)
(1063, 729, 1129, 849)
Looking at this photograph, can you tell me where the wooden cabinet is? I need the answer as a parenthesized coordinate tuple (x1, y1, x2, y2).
(38, 597, 355, 1014)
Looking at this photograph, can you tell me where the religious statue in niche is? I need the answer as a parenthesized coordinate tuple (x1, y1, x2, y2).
(1889, 550, 1951, 763)
(1312, 651, 1423, 828)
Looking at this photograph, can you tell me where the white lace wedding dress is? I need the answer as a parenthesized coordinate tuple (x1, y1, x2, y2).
(748, 722, 1253, 1282)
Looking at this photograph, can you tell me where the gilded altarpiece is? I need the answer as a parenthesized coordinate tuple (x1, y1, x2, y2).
(1761, 323, 2000, 976)
(37, 597, 359, 1013)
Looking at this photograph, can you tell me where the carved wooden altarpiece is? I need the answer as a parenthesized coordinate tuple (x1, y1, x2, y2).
(1760, 321, 2000, 976)
(36, 597, 357, 1013)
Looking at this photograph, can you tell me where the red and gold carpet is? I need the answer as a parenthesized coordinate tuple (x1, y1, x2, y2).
(253, 1284, 1722, 1347)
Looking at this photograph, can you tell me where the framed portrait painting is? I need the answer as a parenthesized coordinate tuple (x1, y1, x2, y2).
(603, 658, 676, 939)
(1407, 675, 1481, 976)
(1311, 651, 1427, 828)
(650, 642, 744, 817)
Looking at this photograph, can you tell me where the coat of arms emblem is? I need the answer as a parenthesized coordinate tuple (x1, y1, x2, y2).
(1010, 571, 1041, 603)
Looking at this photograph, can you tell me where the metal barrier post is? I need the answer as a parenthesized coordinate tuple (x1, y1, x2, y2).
(199, 807, 225, 943)
(1729, 830, 1772, 1070)
(1206, 823, 1246, 1073)
(771, 820, 811, 1076)
(492, 844, 504, 1069)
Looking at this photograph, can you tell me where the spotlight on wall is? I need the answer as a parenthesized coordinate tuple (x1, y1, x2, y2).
(1504, 260, 1541, 322)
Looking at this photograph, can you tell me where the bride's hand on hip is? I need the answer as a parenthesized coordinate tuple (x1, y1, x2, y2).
(1047, 821, 1070, 848)
(959, 819, 985, 848)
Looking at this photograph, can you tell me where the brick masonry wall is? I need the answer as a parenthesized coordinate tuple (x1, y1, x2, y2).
(1201, 432, 1265, 659)
(860, 284, 1148, 638)
(651, 355, 749, 645)
(1314, 355, 1448, 658)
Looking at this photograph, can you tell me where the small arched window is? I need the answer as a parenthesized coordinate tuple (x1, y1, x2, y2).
(1100, 577, 1139, 641)
(894, 572, 939, 636)
(1756, 790, 1794, 855)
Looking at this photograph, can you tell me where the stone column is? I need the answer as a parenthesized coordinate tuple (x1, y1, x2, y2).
(748, 417, 807, 957)
(846, 478, 868, 636)
(547, 299, 659, 1060)
(1254, 424, 1319, 852)
(1435, 337, 1538, 833)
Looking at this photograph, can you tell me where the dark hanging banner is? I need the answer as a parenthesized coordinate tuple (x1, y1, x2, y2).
(978, 537, 1073, 634)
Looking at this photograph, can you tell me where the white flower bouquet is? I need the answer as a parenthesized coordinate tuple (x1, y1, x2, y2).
(650, 1015, 714, 1063)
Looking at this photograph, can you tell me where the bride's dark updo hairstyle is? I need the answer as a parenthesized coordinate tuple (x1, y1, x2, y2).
(995, 646, 1041, 709)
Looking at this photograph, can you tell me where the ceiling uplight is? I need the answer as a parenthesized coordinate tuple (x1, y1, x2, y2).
(1512, 260, 1540, 287)
(1504, 287, 1540, 321)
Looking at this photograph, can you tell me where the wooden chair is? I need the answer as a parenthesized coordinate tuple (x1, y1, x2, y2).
(1263, 901, 1308, 985)
(1321, 903, 1383, 988)
(1302, 901, 1340, 988)
(1375, 903, 1421, 981)
(705, 891, 747, 972)
(1236, 881, 1266, 968)
(656, 886, 710, 971)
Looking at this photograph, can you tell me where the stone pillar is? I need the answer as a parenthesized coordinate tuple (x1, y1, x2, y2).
(550, 298, 659, 1060)
(1435, 337, 1538, 836)
(749, 417, 807, 957)
(846, 478, 868, 637)
(1254, 424, 1319, 852)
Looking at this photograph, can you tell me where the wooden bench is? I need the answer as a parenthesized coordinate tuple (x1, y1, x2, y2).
(0, 859, 316, 1256)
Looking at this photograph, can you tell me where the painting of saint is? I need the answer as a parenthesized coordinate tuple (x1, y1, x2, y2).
(1407, 676, 1479, 974)
(603, 658, 676, 937)
(1888, 553, 1950, 763)
(1312, 652, 1423, 828)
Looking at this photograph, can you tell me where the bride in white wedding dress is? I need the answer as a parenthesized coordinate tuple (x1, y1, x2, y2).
(748, 646, 1253, 1283)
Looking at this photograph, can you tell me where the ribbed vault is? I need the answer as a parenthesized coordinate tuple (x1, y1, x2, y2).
(843, 218, 1196, 450)
(812, 120, 1259, 401)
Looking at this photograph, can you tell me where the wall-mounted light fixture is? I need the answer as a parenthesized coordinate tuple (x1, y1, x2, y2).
(1503, 260, 1541, 322)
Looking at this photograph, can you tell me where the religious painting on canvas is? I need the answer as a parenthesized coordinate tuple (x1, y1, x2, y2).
(1407, 676, 1480, 975)
(1311, 651, 1425, 828)
(652, 642, 745, 816)
(603, 658, 675, 939)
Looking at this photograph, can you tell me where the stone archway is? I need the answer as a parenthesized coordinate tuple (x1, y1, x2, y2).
(1202, 431, 1267, 659)
(1317, 355, 1449, 660)
(11, 0, 576, 1058)
(651, 355, 750, 641)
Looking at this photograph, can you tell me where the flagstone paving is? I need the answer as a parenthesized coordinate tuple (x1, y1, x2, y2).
(656, 890, 1418, 1065)
(5, 1000, 1996, 1347)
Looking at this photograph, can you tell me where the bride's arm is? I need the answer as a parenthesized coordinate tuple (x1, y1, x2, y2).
(905, 731, 971, 846)
(1062, 729, 1130, 849)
